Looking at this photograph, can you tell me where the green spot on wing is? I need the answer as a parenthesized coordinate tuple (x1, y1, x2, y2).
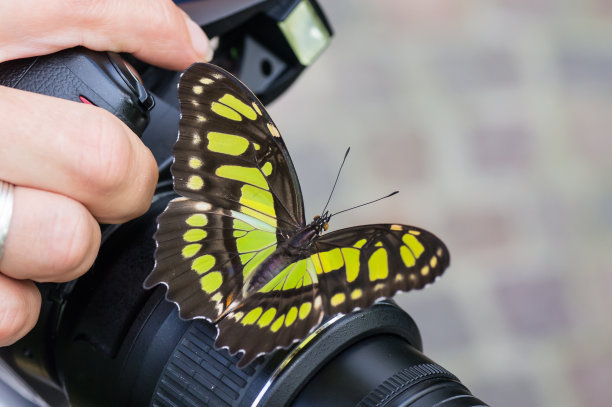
(233, 218, 253, 231)
(299, 302, 312, 320)
(236, 229, 276, 253)
(231, 211, 276, 233)
(402, 234, 424, 258)
(283, 260, 308, 290)
(200, 271, 222, 293)
(207, 132, 249, 155)
(186, 213, 208, 227)
(311, 248, 344, 274)
(216, 165, 268, 189)
(239, 252, 256, 265)
(258, 259, 309, 293)
(259, 268, 287, 293)
(341, 247, 360, 282)
(183, 229, 207, 242)
(400, 245, 416, 267)
(285, 307, 298, 326)
(353, 239, 367, 249)
(270, 315, 285, 332)
(218, 94, 257, 120)
(241, 307, 263, 325)
(192, 254, 216, 274)
(368, 248, 388, 281)
(211, 102, 242, 121)
(182, 243, 202, 258)
(234, 230, 248, 238)
(258, 308, 277, 327)
(262, 162, 273, 176)
(240, 184, 275, 217)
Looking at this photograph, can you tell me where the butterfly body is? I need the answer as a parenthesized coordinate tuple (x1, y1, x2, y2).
(244, 218, 321, 293)
(144, 63, 450, 367)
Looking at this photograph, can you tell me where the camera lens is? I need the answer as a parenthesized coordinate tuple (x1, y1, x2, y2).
(143, 306, 488, 407)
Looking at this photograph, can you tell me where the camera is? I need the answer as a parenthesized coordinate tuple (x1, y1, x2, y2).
(0, 1, 488, 405)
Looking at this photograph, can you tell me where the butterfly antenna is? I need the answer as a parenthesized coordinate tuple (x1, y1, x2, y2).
(321, 147, 351, 215)
(330, 191, 399, 218)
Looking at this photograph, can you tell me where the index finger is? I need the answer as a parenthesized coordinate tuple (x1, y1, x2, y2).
(0, 86, 159, 224)
(0, 0, 211, 70)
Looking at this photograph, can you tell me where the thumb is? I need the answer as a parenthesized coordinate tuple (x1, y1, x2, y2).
(0, 0, 212, 70)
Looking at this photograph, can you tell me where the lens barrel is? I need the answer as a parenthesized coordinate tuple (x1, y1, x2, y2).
(296, 335, 488, 407)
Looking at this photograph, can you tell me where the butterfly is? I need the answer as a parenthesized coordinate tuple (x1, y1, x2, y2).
(144, 63, 450, 367)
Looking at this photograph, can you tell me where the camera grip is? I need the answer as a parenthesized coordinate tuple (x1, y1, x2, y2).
(0, 47, 154, 136)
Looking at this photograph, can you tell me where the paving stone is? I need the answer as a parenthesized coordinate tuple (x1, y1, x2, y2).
(436, 48, 520, 92)
(367, 129, 429, 183)
(468, 123, 532, 173)
(395, 292, 473, 351)
(570, 353, 612, 407)
(444, 208, 513, 251)
(496, 275, 570, 337)
(471, 376, 541, 407)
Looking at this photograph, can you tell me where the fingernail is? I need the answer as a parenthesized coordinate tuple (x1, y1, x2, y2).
(185, 17, 213, 62)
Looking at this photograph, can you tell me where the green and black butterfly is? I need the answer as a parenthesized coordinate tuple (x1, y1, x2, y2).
(144, 63, 450, 367)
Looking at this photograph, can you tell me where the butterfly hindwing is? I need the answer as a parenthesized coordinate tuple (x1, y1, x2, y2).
(216, 285, 324, 368)
(173, 63, 305, 234)
(145, 197, 280, 321)
(215, 253, 334, 366)
(311, 224, 449, 315)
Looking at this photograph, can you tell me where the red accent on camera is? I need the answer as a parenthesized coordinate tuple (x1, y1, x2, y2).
(79, 95, 95, 105)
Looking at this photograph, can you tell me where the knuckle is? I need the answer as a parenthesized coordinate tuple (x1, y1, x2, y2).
(123, 148, 158, 219)
(76, 109, 133, 197)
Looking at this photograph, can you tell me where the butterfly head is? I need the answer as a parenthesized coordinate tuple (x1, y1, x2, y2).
(312, 212, 331, 234)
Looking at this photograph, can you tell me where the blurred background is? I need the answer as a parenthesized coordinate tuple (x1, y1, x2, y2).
(269, 1, 612, 406)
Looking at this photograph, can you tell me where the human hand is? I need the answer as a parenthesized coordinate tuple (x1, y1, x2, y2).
(0, 0, 213, 346)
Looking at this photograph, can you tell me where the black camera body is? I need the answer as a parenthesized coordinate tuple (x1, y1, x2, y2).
(0, 1, 487, 406)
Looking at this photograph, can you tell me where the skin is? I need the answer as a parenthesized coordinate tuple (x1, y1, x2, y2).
(0, 0, 213, 346)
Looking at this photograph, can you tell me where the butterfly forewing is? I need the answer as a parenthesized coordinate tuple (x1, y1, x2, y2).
(173, 63, 305, 234)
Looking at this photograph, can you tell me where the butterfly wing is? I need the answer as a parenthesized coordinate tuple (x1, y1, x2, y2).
(145, 63, 306, 321)
(311, 224, 450, 315)
(172, 63, 305, 233)
(210, 223, 449, 367)
(216, 283, 324, 367)
(150, 202, 327, 366)
(144, 197, 282, 321)
(215, 253, 329, 367)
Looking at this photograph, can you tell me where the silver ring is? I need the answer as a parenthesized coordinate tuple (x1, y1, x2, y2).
(0, 181, 15, 260)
